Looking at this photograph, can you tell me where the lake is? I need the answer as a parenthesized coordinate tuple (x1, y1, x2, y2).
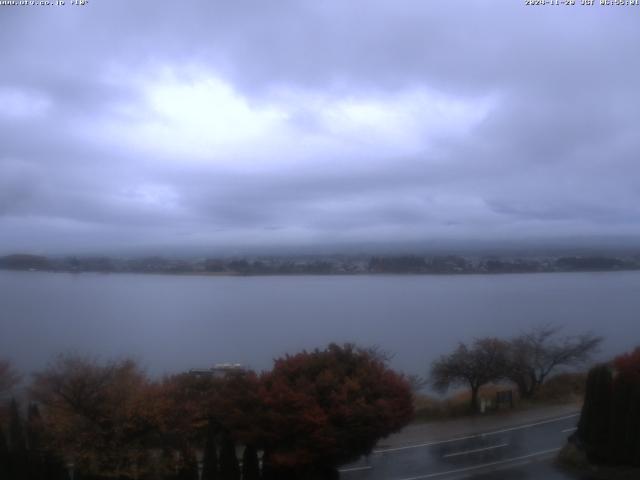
(1, 270, 638, 377)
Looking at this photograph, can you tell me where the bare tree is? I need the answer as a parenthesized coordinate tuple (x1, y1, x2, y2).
(505, 325, 602, 399)
(406, 374, 429, 394)
(0, 359, 21, 399)
(430, 338, 509, 413)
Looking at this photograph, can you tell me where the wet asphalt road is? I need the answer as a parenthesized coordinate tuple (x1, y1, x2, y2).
(338, 414, 591, 480)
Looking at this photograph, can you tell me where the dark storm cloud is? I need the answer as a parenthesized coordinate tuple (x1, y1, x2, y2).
(1, 0, 640, 253)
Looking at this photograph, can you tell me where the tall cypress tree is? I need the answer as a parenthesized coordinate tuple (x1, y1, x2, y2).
(625, 380, 640, 466)
(178, 452, 197, 480)
(608, 370, 640, 465)
(0, 423, 9, 480)
(202, 421, 218, 480)
(241, 445, 260, 480)
(260, 450, 274, 480)
(218, 433, 239, 480)
(26, 403, 43, 452)
(577, 364, 612, 463)
(8, 399, 26, 453)
(609, 375, 632, 464)
(8, 398, 27, 480)
(632, 381, 640, 467)
(27, 403, 45, 480)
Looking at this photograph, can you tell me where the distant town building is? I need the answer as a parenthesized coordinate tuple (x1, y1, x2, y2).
(189, 363, 245, 378)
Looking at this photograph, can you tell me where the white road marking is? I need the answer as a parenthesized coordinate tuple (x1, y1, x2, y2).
(442, 442, 509, 458)
(373, 413, 579, 454)
(394, 447, 562, 480)
(338, 465, 373, 473)
(562, 427, 578, 433)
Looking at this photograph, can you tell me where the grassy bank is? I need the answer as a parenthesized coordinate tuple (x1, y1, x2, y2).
(413, 372, 586, 423)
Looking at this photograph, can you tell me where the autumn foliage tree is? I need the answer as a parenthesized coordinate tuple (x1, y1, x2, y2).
(30, 354, 158, 478)
(212, 370, 263, 445)
(614, 347, 640, 382)
(258, 343, 414, 478)
(156, 368, 262, 477)
(155, 371, 219, 448)
(25, 344, 414, 479)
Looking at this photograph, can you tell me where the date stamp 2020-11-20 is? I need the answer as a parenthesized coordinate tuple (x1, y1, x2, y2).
(525, 0, 639, 6)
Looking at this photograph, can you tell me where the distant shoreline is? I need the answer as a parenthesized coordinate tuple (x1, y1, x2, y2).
(2, 251, 640, 278)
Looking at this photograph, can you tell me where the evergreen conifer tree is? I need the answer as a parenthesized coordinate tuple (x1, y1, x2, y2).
(0, 424, 9, 480)
(577, 364, 612, 462)
(632, 381, 640, 467)
(202, 421, 218, 480)
(8, 399, 26, 453)
(608, 367, 640, 465)
(609, 375, 630, 464)
(26, 403, 43, 452)
(8, 398, 27, 480)
(26, 403, 45, 480)
(219, 433, 239, 480)
(260, 450, 275, 480)
(176, 450, 197, 480)
(241, 445, 260, 480)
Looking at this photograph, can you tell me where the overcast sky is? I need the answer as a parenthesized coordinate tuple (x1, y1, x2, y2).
(1, 1, 639, 255)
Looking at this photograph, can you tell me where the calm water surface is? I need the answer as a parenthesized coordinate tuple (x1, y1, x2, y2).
(1, 270, 638, 376)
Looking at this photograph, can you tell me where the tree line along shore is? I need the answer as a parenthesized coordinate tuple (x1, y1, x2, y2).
(2, 252, 640, 276)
